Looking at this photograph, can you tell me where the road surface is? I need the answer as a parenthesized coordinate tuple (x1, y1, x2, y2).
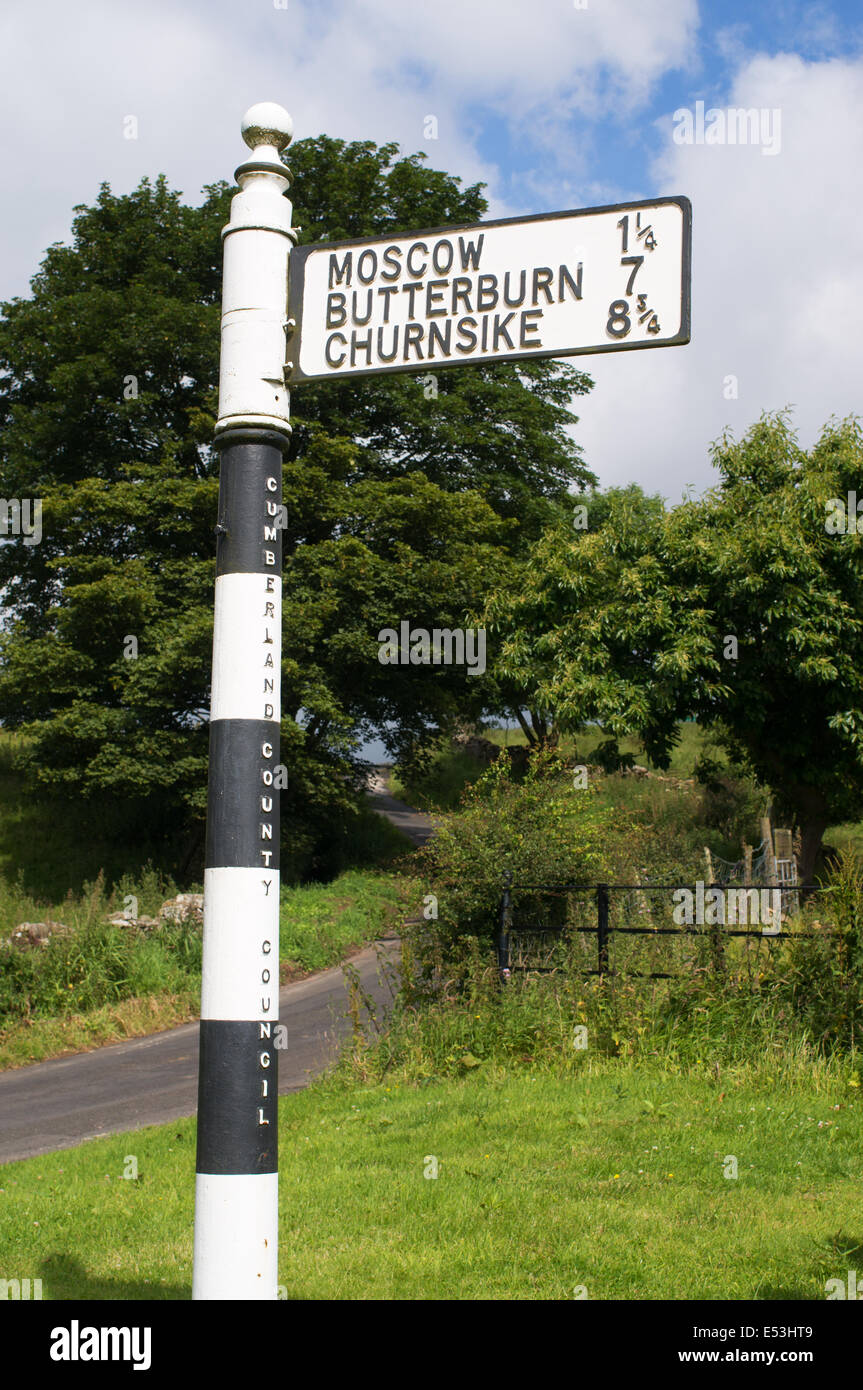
(0, 770, 432, 1165)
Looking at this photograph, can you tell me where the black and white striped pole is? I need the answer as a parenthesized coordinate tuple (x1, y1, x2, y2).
(193, 102, 295, 1301)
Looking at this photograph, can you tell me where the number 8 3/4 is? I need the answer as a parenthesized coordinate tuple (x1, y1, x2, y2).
(606, 295, 661, 339)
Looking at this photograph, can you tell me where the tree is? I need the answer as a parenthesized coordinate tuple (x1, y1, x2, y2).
(477, 484, 669, 748)
(485, 414, 863, 882)
(0, 140, 594, 881)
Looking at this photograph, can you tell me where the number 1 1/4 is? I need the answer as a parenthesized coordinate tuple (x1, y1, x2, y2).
(617, 212, 658, 253)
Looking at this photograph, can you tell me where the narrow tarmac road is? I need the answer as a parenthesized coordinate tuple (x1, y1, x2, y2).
(0, 771, 432, 1165)
(366, 769, 440, 846)
(0, 939, 399, 1164)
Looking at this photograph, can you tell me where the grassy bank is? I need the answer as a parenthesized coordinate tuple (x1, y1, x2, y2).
(0, 869, 414, 1070)
(1, 1058, 860, 1300)
(391, 721, 711, 811)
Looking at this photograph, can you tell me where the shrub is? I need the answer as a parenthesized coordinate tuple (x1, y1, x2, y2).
(415, 747, 613, 945)
(770, 849, 863, 1050)
(591, 738, 635, 774)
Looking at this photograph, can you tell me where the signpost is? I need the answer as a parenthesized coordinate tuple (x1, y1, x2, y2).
(286, 197, 690, 382)
(193, 103, 295, 1301)
(194, 100, 691, 1301)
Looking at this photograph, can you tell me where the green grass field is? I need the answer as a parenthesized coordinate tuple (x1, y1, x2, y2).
(3, 720, 863, 1302)
(2, 1060, 860, 1300)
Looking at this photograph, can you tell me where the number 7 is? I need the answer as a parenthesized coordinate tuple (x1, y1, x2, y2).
(621, 256, 644, 295)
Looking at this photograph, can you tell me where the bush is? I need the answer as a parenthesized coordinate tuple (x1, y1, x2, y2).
(591, 738, 635, 774)
(392, 746, 489, 811)
(692, 750, 763, 851)
(415, 747, 613, 945)
(771, 849, 863, 1050)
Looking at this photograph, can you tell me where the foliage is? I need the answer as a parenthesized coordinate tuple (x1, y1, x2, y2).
(590, 738, 635, 774)
(0, 864, 410, 1047)
(342, 855, 863, 1093)
(691, 747, 764, 845)
(771, 850, 863, 1050)
(278, 868, 411, 976)
(390, 741, 489, 811)
(484, 415, 863, 880)
(0, 142, 594, 883)
(414, 748, 613, 943)
(0, 914, 201, 1023)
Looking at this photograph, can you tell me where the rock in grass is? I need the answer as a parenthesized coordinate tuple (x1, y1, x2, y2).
(104, 911, 160, 929)
(158, 894, 204, 924)
(11, 920, 69, 948)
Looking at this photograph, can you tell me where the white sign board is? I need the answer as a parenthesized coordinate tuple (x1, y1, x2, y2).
(286, 196, 690, 383)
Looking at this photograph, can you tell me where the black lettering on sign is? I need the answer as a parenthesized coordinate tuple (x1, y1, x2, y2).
(428, 321, 452, 357)
(532, 267, 554, 305)
(378, 326, 399, 362)
(458, 234, 485, 270)
(406, 242, 428, 278)
(432, 239, 454, 275)
(451, 277, 473, 314)
(559, 263, 583, 301)
(456, 316, 478, 353)
(378, 285, 399, 322)
(327, 292, 347, 328)
(402, 282, 423, 319)
(492, 312, 516, 350)
(329, 252, 352, 288)
(350, 329, 373, 366)
(425, 279, 448, 318)
(356, 249, 378, 284)
(503, 270, 526, 307)
(404, 323, 424, 360)
(520, 308, 543, 347)
(477, 275, 498, 311)
(381, 245, 402, 281)
(351, 290, 374, 325)
(325, 333, 347, 368)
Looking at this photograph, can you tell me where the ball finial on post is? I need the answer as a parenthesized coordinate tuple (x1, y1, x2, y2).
(240, 102, 294, 154)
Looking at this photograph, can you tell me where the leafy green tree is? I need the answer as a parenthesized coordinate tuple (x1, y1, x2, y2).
(485, 414, 863, 882)
(0, 139, 594, 881)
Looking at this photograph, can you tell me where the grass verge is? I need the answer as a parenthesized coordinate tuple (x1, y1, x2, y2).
(0, 870, 414, 1071)
(278, 870, 413, 978)
(1, 1059, 861, 1300)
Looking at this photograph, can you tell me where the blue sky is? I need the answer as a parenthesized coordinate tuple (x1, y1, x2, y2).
(473, 1, 860, 209)
(1, 0, 861, 499)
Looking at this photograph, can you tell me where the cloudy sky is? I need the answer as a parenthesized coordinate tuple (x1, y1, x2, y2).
(2, 0, 861, 499)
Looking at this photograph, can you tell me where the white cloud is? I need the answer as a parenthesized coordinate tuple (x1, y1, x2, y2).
(2, 0, 856, 517)
(575, 50, 863, 499)
(359, 0, 698, 112)
(0, 0, 698, 298)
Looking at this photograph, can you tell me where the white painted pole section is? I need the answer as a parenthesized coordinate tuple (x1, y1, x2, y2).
(193, 102, 294, 1302)
(216, 104, 295, 440)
